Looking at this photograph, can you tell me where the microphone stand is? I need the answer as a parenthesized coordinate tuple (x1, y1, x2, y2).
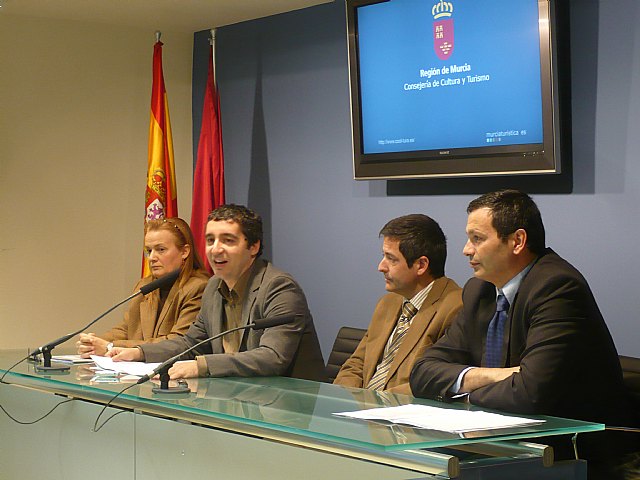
(140, 315, 297, 394)
(152, 365, 191, 394)
(145, 324, 253, 394)
(30, 269, 180, 373)
(34, 292, 141, 373)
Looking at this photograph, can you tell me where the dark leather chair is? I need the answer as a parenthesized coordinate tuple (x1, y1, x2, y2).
(599, 356, 640, 475)
(325, 326, 366, 383)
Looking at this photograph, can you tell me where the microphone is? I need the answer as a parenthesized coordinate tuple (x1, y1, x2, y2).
(139, 269, 180, 295)
(30, 268, 181, 371)
(137, 314, 297, 392)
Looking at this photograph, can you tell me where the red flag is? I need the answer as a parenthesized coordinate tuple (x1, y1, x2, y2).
(191, 39, 225, 273)
(142, 39, 178, 276)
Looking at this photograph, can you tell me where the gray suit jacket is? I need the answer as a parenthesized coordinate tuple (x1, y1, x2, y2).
(141, 259, 325, 380)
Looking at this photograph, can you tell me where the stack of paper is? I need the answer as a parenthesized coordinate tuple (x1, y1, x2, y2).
(334, 404, 544, 434)
(90, 355, 160, 377)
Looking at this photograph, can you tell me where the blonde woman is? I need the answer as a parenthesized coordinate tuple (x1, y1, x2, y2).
(77, 217, 209, 358)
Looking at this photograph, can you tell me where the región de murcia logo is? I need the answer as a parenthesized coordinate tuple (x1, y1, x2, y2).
(432, 0, 454, 60)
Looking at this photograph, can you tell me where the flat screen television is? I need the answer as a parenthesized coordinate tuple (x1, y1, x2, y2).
(347, 0, 570, 180)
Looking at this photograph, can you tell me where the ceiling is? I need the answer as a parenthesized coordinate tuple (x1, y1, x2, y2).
(0, 0, 333, 33)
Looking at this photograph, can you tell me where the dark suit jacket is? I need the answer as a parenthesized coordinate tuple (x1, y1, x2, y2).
(141, 259, 325, 381)
(410, 249, 637, 430)
(334, 276, 461, 394)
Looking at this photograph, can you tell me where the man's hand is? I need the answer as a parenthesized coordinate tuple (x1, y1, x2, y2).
(460, 366, 520, 393)
(76, 333, 109, 358)
(108, 347, 143, 362)
(168, 360, 199, 379)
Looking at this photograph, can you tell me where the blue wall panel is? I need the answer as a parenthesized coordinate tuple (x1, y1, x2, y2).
(193, 1, 640, 359)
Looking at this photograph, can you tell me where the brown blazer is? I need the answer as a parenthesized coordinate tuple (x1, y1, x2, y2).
(334, 276, 461, 395)
(100, 270, 209, 347)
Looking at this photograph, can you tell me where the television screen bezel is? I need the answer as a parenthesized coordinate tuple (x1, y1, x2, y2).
(347, 0, 567, 181)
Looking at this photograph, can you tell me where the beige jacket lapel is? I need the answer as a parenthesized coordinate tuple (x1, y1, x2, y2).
(363, 300, 402, 385)
(139, 292, 159, 340)
(152, 283, 180, 337)
(384, 277, 448, 385)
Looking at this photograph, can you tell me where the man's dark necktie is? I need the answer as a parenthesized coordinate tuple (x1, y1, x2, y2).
(483, 294, 510, 368)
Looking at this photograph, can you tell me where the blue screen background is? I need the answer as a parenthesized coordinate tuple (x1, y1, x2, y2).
(357, 0, 544, 154)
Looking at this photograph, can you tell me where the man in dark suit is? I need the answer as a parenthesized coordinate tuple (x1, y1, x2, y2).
(334, 214, 461, 394)
(110, 204, 325, 381)
(410, 190, 638, 479)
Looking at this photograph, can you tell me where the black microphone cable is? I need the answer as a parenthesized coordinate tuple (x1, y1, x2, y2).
(0, 356, 31, 384)
(92, 382, 139, 432)
(0, 355, 77, 425)
(0, 396, 75, 425)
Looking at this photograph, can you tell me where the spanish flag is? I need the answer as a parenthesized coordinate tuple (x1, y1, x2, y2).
(143, 37, 178, 276)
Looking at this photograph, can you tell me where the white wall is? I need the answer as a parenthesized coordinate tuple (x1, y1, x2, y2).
(0, 14, 194, 349)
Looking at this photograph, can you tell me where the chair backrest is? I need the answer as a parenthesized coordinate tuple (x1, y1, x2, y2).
(325, 326, 367, 383)
(620, 355, 640, 406)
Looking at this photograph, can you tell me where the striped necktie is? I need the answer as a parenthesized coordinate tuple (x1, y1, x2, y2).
(367, 301, 419, 391)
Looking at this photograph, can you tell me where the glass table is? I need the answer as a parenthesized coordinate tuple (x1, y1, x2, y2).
(0, 350, 599, 479)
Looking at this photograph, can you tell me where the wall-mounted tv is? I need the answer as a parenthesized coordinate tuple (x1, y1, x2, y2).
(347, 0, 570, 180)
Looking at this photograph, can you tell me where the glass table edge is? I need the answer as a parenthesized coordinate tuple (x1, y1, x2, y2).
(1, 363, 605, 454)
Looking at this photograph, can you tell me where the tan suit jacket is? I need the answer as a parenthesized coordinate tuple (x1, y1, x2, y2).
(334, 276, 461, 395)
(100, 270, 209, 347)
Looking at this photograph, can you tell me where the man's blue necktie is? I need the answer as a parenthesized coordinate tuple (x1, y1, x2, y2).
(484, 294, 510, 368)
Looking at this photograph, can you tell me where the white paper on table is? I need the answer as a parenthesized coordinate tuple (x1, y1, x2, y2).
(334, 404, 544, 434)
(51, 354, 95, 364)
(90, 355, 160, 377)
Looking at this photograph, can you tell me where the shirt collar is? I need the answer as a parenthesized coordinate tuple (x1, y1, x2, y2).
(218, 262, 253, 303)
(406, 280, 435, 311)
(497, 261, 534, 305)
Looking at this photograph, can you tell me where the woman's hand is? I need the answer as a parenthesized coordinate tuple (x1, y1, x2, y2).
(76, 333, 109, 358)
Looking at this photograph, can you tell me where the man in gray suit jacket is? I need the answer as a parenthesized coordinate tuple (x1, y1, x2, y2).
(110, 204, 325, 381)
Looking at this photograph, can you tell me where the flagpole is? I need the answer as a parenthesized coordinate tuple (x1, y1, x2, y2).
(208, 26, 224, 208)
(210, 29, 217, 87)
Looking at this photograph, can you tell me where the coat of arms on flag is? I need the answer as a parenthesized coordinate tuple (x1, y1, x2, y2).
(432, 0, 454, 61)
